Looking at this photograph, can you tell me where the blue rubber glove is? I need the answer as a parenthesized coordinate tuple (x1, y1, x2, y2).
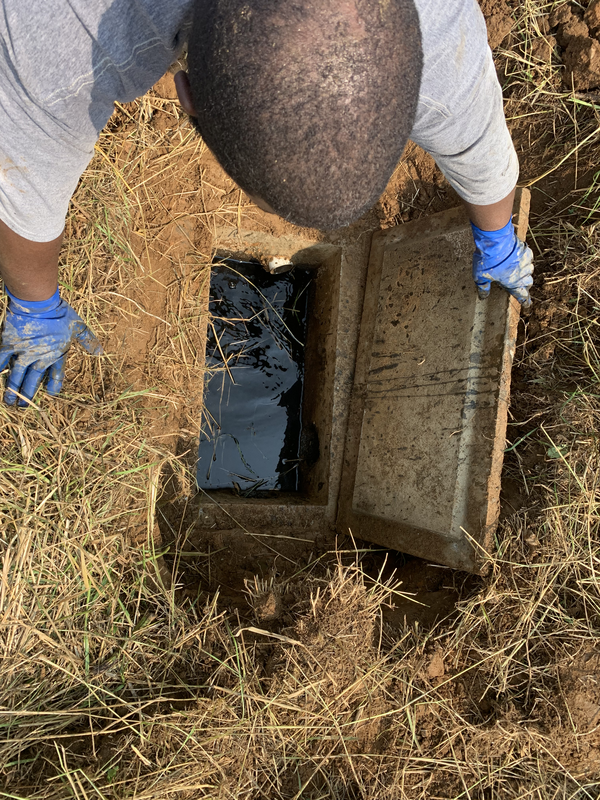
(0, 287, 103, 406)
(471, 219, 534, 308)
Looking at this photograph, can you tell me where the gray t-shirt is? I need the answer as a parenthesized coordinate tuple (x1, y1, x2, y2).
(0, 0, 518, 242)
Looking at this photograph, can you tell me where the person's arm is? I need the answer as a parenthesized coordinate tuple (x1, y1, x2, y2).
(0, 219, 61, 301)
(0, 220, 102, 406)
(463, 189, 514, 232)
(411, 110, 534, 306)
(411, 62, 533, 305)
(463, 188, 533, 307)
(409, 0, 534, 307)
(0, 14, 106, 406)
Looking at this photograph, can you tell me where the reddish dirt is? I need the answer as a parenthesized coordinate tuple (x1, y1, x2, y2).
(163, 518, 474, 635)
(89, 85, 215, 459)
(537, 648, 600, 777)
(547, 1, 600, 88)
(479, 0, 514, 49)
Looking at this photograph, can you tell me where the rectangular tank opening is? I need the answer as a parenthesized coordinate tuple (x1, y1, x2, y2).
(197, 249, 341, 515)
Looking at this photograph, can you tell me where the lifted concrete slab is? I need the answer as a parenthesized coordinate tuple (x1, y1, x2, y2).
(337, 190, 530, 573)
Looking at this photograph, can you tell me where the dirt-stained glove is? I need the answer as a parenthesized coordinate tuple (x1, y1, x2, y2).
(471, 219, 534, 308)
(0, 287, 103, 406)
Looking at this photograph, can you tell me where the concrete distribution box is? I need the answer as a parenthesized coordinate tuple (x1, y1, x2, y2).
(189, 191, 529, 573)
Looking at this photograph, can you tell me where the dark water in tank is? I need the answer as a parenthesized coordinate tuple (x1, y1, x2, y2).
(197, 260, 312, 493)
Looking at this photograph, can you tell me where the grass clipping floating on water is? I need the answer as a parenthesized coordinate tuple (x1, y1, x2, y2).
(2, 0, 600, 796)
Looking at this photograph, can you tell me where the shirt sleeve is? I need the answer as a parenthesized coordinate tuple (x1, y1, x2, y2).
(0, 75, 95, 243)
(0, 0, 192, 244)
(410, 3, 519, 207)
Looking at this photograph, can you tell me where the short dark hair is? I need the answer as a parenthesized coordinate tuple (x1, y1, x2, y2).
(188, 0, 422, 230)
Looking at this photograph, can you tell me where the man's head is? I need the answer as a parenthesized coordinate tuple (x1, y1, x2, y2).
(184, 0, 422, 230)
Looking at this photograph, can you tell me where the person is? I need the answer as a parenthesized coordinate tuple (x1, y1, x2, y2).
(0, 0, 533, 407)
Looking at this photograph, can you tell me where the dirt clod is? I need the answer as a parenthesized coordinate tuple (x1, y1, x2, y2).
(531, 35, 556, 63)
(427, 650, 446, 679)
(563, 35, 600, 89)
(555, 14, 588, 48)
(585, 0, 600, 38)
(546, 1, 600, 89)
(245, 577, 283, 622)
(549, 4, 574, 28)
(537, 14, 550, 35)
(479, 0, 513, 48)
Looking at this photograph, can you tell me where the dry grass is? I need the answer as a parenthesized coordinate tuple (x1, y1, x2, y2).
(2, 0, 600, 796)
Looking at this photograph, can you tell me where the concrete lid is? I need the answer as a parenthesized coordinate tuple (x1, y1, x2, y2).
(337, 191, 530, 573)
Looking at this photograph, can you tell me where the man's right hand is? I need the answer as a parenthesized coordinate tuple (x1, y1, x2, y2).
(0, 287, 103, 406)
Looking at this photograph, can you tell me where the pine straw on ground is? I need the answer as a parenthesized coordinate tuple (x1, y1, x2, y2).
(2, 0, 600, 796)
